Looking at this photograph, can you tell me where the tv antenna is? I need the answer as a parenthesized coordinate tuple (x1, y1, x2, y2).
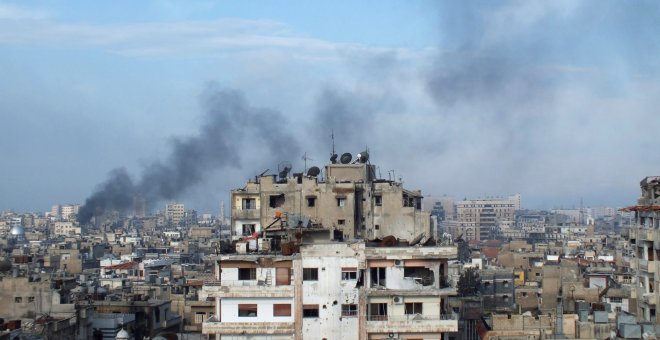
(302, 153, 312, 171)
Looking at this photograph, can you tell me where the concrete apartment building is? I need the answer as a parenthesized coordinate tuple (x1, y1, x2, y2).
(165, 203, 185, 226)
(201, 242, 458, 340)
(455, 194, 520, 241)
(622, 176, 660, 323)
(230, 156, 431, 243)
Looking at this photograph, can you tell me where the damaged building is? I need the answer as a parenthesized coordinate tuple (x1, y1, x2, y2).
(230, 152, 431, 245)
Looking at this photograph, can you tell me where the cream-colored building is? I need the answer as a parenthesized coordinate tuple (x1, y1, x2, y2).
(622, 176, 660, 323)
(165, 203, 185, 225)
(201, 242, 458, 340)
(231, 159, 431, 243)
(456, 195, 519, 241)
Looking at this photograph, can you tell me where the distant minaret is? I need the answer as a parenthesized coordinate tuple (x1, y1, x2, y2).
(220, 201, 225, 221)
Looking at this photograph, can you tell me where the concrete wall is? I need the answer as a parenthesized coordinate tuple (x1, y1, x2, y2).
(220, 297, 294, 323)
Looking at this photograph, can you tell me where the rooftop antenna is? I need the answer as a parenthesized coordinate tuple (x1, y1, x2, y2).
(331, 130, 335, 156)
(302, 153, 312, 172)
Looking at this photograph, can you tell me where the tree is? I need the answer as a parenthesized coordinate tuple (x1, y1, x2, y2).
(457, 267, 481, 297)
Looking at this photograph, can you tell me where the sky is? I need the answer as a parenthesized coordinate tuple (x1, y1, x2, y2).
(1, 0, 660, 215)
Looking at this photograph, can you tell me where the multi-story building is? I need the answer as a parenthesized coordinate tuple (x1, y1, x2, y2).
(456, 195, 519, 241)
(165, 203, 185, 226)
(201, 241, 458, 340)
(230, 157, 431, 243)
(622, 176, 660, 323)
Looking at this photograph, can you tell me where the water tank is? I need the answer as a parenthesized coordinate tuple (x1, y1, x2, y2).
(248, 239, 258, 251)
(258, 238, 272, 252)
(236, 242, 247, 254)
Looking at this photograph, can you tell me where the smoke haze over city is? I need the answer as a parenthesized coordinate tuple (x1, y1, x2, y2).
(1, 1, 660, 214)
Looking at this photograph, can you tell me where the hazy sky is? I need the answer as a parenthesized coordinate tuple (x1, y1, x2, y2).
(1, 1, 659, 214)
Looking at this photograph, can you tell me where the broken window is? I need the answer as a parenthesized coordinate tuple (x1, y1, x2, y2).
(238, 268, 256, 280)
(241, 198, 256, 210)
(338, 219, 345, 226)
(273, 304, 291, 317)
(14, 297, 22, 303)
(242, 224, 256, 236)
(303, 305, 319, 318)
(341, 304, 358, 317)
(269, 194, 285, 208)
(238, 304, 258, 317)
(404, 303, 423, 315)
(404, 267, 434, 286)
(368, 303, 388, 321)
(303, 268, 318, 281)
(307, 197, 316, 207)
(370, 267, 387, 287)
(342, 268, 357, 280)
(374, 195, 382, 206)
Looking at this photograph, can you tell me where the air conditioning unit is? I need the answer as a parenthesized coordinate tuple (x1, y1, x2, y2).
(392, 296, 403, 304)
(394, 260, 403, 267)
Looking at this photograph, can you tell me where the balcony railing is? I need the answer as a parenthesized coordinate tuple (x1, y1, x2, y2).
(366, 314, 457, 322)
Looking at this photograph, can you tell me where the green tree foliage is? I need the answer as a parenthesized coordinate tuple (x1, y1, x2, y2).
(457, 267, 481, 297)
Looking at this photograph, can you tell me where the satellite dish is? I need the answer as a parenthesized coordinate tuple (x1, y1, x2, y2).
(330, 154, 338, 164)
(340, 153, 352, 164)
(278, 161, 292, 178)
(307, 166, 320, 177)
(357, 151, 369, 163)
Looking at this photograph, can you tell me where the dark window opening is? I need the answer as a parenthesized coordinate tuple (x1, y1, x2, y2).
(342, 268, 357, 280)
(337, 197, 346, 207)
(368, 303, 388, 321)
(307, 197, 316, 207)
(338, 219, 345, 225)
(269, 194, 285, 208)
(341, 304, 358, 317)
(238, 268, 256, 280)
(403, 267, 434, 286)
(242, 224, 256, 236)
(375, 195, 382, 206)
(303, 305, 319, 318)
(303, 268, 318, 281)
(241, 198, 256, 210)
(405, 302, 423, 315)
(370, 267, 387, 287)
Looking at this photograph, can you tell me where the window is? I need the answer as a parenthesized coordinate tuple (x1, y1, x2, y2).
(269, 194, 285, 208)
(370, 267, 386, 287)
(242, 224, 256, 236)
(342, 268, 357, 280)
(503, 280, 509, 287)
(303, 305, 319, 318)
(341, 304, 358, 317)
(14, 297, 22, 303)
(338, 219, 345, 226)
(522, 292, 528, 297)
(405, 303, 423, 315)
(194, 312, 205, 324)
(241, 198, 256, 210)
(273, 304, 292, 317)
(238, 268, 256, 280)
(375, 224, 380, 230)
(238, 304, 258, 317)
(610, 297, 623, 303)
(307, 197, 316, 207)
(368, 303, 388, 321)
(303, 268, 318, 281)
(337, 197, 346, 207)
(375, 195, 382, 206)
(28, 296, 35, 303)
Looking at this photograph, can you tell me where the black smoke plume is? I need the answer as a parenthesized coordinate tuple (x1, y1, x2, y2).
(78, 85, 300, 225)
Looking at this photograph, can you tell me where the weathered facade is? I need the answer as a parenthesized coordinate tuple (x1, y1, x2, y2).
(230, 161, 431, 243)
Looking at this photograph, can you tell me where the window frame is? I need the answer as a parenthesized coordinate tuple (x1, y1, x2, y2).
(303, 268, 319, 281)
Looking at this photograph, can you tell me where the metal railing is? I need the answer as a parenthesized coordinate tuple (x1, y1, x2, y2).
(366, 314, 457, 322)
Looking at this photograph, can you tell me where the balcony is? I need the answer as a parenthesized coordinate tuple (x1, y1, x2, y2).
(202, 282, 294, 298)
(366, 314, 458, 333)
(202, 317, 294, 335)
(642, 293, 657, 306)
(232, 208, 260, 220)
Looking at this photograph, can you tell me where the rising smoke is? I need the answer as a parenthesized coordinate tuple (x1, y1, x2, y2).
(78, 85, 300, 225)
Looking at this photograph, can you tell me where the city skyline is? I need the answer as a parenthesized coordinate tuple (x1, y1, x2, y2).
(2, 1, 660, 213)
